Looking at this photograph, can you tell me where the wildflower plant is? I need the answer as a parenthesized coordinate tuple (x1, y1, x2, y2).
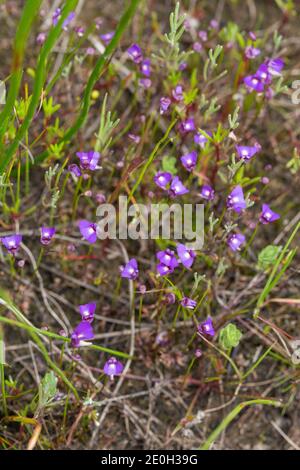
(0, 0, 299, 452)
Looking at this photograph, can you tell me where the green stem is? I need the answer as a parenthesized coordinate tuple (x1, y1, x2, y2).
(128, 118, 177, 199)
(0, 0, 43, 143)
(0, 315, 130, 359)
(34, 0, 142, 166)
(254, 221, 300, 317)
(0, 325, 7, 416)
(200, 399, 282, 450)
(0, 0, 79, 174)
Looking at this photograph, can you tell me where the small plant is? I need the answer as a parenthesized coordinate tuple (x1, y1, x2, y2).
(0, 0, 298, 453)
(219, 323, 243, 350)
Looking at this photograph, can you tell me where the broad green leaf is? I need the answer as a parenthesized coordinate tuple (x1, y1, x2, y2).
(39, 371, 57, 409)
(162, 155, 177, 175)
(257, 245, 282, 270)
(219, 323, 242, 350)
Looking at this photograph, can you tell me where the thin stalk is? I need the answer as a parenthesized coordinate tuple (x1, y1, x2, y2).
(0, 0, 43, 143)
(0, 315, 130, 359)
(200, 399, 282, 450)
(0, 0, 79, 174)
(34, 0, 142, 166)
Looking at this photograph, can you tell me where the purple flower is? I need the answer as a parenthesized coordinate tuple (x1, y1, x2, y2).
(100, 31, 114, 44)
(243, 74, 265, 92)
(156, 249, 178, 269)
(155, 331, 170, 347)
(36, 32, 46, 45)
(256, 64, 272, 85)
(40, 227, 55, 246)
(63, 11, 75, 31)
(259, 204, 280, 224)
(68, 163, 82, 177)
(164, 292, 176, 304)
(245, 46, 261, 59)
(71, 321, 94, 347)
(195, 348, 202, 358)
(181, 297, 197, 309)
(180, 151, 198, 172)
(198, 317, 215, 336)
(227, 186, 246, 214)
(210, 19, 219, 30)
(139, 78, 152, 88)
(78, 220, 97, 244)
(172, 85, 183, 102)
(176, 243, 196, 269)
(227, 233, 246, 251)
(154, 171, 172, 190)
(193, 42, 202, 52)
(180, 118, 195, 133)
(120, 258, 139, 280)
(76, 151, 100, 171)
(265, 87, 274, 100)
(249, 31, 257, 41)
(1, 234, 22, 256)
(198, 30, 208, 41)
(160, 97, 171, 114)
(75, 26, 85, 37)
(127, 43, 143, 64)
(179, 62, 187, 71)
(52, 8, 61, 26)
(194, 131, 211, 148)
(156, 263, 175, 276)
(199, 185, 215, 201)
(236, 144, 260, 162)
(86, 47, 95, 56)
(128, 133, 140, 144)
(79, 302, 96, 322)
(140, 59, 151, 77)
(266, 57, 284, 75)
(103, 357, 124, 379)
(169, 176, 189, 197)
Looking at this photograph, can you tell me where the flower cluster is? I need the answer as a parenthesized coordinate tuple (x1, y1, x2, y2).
(156, 243, 196, 277)
(244, 57, 284, 95)
(127, 43, 152, 88)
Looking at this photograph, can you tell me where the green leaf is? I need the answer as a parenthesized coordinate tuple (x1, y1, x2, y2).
(39, 371, 57, 409)
(257, 245, 282, 270)
(162, 155, 177, 175)
(219, 323, 242, 350)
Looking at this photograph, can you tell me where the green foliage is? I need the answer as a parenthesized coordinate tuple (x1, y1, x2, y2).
(274, 0, 295, 15)
(257, 245, 282, 270)
(162, 155, 177, 175)
(154, 2, 191, 81)
(203, 45, 223, 81)
(95, 93, 120, 153)
(38, 371, 57, 409)
(48, 142, 65, 160)
(219, 22, 244, 47)
(286, 148, 300, 174)
(219, 323, 242, 350)
(42, 96, 61, 119)
(228, 106, 240, 130)
(164, 2, 185, 48)
(15, 96, 32, 121)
